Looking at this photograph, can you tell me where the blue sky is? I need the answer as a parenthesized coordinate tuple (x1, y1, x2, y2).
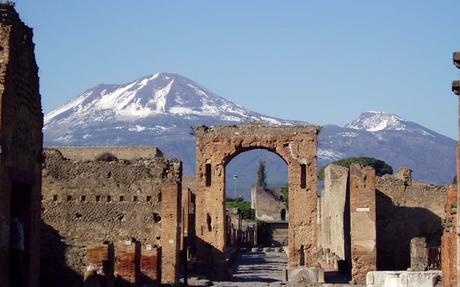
(15, 1, 460, 138)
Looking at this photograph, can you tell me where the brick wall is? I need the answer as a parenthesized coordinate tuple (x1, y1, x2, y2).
(443, 185, 457, 286)
(349, 164, 377, 284)
(41, 148, 182, 285)
(0, 4, 43, 287)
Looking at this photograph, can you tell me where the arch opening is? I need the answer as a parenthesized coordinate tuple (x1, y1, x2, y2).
(225, 149, 288, 248)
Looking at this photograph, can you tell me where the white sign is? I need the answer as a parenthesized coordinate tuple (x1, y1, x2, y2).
(356, 207, 370, 212)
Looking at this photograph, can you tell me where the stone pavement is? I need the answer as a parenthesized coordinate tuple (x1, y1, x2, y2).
(187, 250, 287, 287)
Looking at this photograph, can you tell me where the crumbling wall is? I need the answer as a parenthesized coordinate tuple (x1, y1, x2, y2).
(349, 164, 377, 284)
(253, 186, 287, 221)
(376, 168, 446, 270)
(319, 164, 348, 260)
(442, 185, 457, 287)
(55, 146, 162, 161)
(41, 148, 182, 285)
(0, 4, 43, 287)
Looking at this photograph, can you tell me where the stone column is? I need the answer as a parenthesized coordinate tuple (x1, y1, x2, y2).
(442, 185, 457, 287)
(349, 164, 377, 284)
(410, 237, 428, 271)
(453, 51, 460, 287)
(160, 176, 182, 285)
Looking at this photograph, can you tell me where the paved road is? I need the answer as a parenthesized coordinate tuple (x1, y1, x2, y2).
(211, 250, 287, 287)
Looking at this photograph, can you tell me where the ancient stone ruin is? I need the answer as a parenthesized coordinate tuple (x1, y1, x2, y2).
(194, 124, 319, 271)
(41, 147, 182, 286)
(319, 164, 447, 284)
(1, 3, 460, 286)
(0, 3, 43, 286)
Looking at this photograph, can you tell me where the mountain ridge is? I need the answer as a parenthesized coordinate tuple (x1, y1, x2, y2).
(43, 72, 456, 186)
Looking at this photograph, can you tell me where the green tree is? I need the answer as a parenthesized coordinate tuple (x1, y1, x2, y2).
(318, 156, 393, 180)
(281, 184, 289, 210)
(226, 197, 255, 220)
(257, 160, 267, 188)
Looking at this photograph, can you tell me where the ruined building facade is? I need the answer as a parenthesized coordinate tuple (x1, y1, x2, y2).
(0, 4, 43, 287)
(41, 147, 181, 286)
(251, 186, 287, 222)
(319, 164, 446, 284)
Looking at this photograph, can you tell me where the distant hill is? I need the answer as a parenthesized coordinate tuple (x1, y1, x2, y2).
(44, 73, 456, 198)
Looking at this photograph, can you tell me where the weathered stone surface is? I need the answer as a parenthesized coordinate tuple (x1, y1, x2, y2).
(376, 169, 446, 270)
(41, 147, 182, 285)
(410, 237, 428, 271)
(195, 125, 319, 268)
(287, 266, 324, 286)
(366, 270, 442, 287)
(55, 146, 163, 161)
(0, 4, 43, 286)
(349, 164, 377, 284)
(320, 164, 348, 260)
(251, 185, 287, 221)
(442, 185, 457, 287)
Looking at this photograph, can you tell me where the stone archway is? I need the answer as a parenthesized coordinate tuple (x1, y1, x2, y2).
(195, 125, 319, 268)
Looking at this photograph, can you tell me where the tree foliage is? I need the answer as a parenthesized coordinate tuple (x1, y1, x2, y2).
(257, 160, 267, 188)
(281, 184, 289, 210)
(226, 197, 255, 220)
(318, 156, 393, 180)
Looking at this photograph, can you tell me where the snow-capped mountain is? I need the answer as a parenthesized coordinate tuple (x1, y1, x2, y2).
(318, 112, 455, 184)
(45, 72, 285, 133)
(44, 73, 456, 188)
(346, 111, 408, 132)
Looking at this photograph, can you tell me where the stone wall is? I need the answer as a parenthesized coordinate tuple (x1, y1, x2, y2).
(0, 4, 43, 287)
(349, 164, 377, 284)
(443, 185, 457, 287)
(452, 50, 460, 287)
(251, 186, 287, 221)
(319, 164, 447, 281)
(41, 148, 182, 285)
(55, 146, 162, 161)
(376, 168, 446, 270)
(195, 125, 319, 269)
(319, 164, 348, 261)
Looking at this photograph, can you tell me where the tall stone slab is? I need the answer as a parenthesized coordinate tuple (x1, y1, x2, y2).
(0, 3, 43, 287)
(453, 50, 460, 287)
(160, 175, 182, 284)
(442, 185, 457, 287)
(349, 164, 377, 284)
(195, 125, 319, 272)
(320, 164, 348, 260)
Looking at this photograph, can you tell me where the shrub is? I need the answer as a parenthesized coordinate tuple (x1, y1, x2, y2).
(318, 156, 393, 180)
(95, 152, 118, 162)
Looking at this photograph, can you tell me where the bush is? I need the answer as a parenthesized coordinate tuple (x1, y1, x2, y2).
(318, 156, 393, 180)
(226, 197, 255, 220)
(95, 152, 118, 162)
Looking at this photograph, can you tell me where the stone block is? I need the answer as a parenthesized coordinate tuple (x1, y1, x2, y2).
(287, 266, 324, 286)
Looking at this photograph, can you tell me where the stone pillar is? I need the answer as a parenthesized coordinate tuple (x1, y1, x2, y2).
(115, 241, 138, 284)
(349, 164, 377, 284)
(453, 51, 460, 287)
(87, 243, 112, 285)
(321, 164, 348, 260)
(443, 185, 458, 286)
(410, 237, 428, 271)
(140, 245, 161, 284)
(160, 176, 182, 285)
(0, 4, 43, 286)
(287, 153, 318, 267)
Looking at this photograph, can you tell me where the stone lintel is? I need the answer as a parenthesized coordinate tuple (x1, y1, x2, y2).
(453, 80, 460, 96)
(454, 52, 460, 69)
